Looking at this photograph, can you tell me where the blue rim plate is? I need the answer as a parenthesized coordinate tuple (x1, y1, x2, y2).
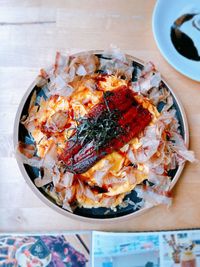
(14, 51, 189, 222)
(152, 0, 200, 82)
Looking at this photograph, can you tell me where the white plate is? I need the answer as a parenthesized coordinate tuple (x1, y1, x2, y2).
(152, 0, 200, 81)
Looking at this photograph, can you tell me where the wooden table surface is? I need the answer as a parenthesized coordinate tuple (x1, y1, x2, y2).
(0, 0, 200, 233)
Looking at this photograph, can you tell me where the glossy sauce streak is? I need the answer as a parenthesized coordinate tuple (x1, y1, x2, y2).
(171, 13, 200, 61)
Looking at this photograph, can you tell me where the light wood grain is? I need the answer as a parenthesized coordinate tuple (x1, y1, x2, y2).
(0, 0, 200, 233)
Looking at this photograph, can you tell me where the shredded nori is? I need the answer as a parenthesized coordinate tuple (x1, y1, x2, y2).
(69, 91, 124, 151)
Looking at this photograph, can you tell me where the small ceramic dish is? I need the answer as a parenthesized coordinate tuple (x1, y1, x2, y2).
(152, 0, 200, 81)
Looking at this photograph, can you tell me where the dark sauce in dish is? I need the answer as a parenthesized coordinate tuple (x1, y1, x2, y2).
(171, 13, 200, 61)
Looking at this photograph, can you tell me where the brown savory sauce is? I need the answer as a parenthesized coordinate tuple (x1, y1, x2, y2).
(171, 13, 200, 61)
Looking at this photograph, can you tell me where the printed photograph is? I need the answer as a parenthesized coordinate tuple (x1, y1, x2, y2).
(161, 231, 200, 267)
(93, 232, 160, 267)
(0, 232, 91, 267)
